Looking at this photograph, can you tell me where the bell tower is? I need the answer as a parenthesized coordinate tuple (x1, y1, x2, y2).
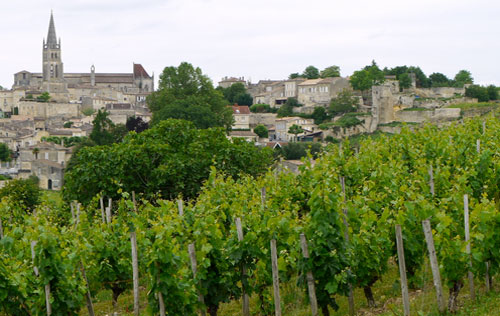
(42, 11, 67, 97)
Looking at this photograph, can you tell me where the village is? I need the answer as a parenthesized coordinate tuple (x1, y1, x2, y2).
(0, 12, 496, 191)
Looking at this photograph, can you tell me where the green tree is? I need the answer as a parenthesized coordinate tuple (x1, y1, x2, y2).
(311, 106, 329, 124)
(277, 98, 301, 118)
(288, 124, 304, 141)
(429, 72, 451, 87)
(63, 119, 274, 204)
(0, 178, 41, 212)
(249, 104, 272, 113)
(350, 61, 385, 91)
(289, 73, 301, 79)
(398, 72, 412, 90)
(465, 85, 490, 102)
(253, 124, 268, 138)
(329, 90, 358, 116)
(302, 66, 320, 79)
(0, 143, 12, 162)
(234, 92, 253, 106)
(148, 62, 233, 130)
(126, 116, 149, 133)
(487, 85, 498, 101)
(453, 70, 474, 87)
(89, 109, 121, 146)
(278, 142, 322, 160)
(219, 82, 252, 105)
(63, 121, 73, 128)
(32, 147, 40, 160)
(36, 92, 51, 102)
(320, 65, 341, 78)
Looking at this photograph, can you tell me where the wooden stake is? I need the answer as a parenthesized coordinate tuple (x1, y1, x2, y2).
(300, 234, 318, 316)
(80, 263, 95, 316)
(105, 207, 111, 224)
(395, 225, 410, 316)
(464, 194, 475, 300)
(476, 139, 480, 154)
(188, 243, 206, 316)
(31, 241, 39, 276)
(76, 203, 81, 226)
(0, 218, 3, 239)
(270, 239, 282, 316)
(108, 198, 112, 211)
(177, 199, 184, 216)
(130, 232, 140, 316)
(429, 166, 435, 196)
(155, 262, 166, 316)
(486, 262, 491, 292)
(70, 202, 75, 220)
(482, 121, 486, 134)
(235, 218, 250, 316)
(45, 284, 52, 316)
(261, 187, 266, 207)
(132, 191, 137, 212)
(100, 197, 105, 223)
(340, 176, 355, 316)
(422, 220, 445, 313)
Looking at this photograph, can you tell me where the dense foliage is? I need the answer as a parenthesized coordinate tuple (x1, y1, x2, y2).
(63, 119, 274, 204)
(148, 62, 233, 130)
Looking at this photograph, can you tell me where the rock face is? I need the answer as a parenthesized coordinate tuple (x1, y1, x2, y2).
(395, 108, 461, 123)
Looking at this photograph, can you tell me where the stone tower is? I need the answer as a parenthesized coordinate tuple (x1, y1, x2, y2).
(42, 12, 67, 97)
(90, 65, 96, 86)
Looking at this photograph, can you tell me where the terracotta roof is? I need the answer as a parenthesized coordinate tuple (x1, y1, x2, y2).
(134, 64, 151, 78)
(32, 159, 64, 169)
(231, 105, 250, 115)
(230, 130, 257, 137)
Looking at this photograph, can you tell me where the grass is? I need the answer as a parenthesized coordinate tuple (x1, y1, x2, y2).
(378, 121, 419, 127)
(401, 107, 429, 112)
(80, 260, 500, 316)
(445, 102, 498, 110)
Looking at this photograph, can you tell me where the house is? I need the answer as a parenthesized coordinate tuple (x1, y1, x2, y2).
(229, 130, 258, 142)
(231, 105, 251, 130)
(253, 81, 286, 107)
(297, 77, 350, 107)
(218, 76, 247, 89)
(31, 159, 65, 190)
(274, 117, 317, 141)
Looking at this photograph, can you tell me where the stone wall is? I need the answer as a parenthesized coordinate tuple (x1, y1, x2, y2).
(18, 101, 81, 118)
(395, 108, 461, 123)
(413, 87, 465, 98)
(249, 113, 277, 128)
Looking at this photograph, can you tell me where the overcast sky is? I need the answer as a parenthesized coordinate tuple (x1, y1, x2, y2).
(1, 0, 499, 89)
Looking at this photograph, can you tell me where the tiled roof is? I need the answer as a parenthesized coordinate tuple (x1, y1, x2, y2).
(231, 105, 250, 115)
(134, 64, 151, 78)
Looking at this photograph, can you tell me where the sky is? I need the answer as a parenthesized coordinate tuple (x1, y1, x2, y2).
(0, 0, 499, 89)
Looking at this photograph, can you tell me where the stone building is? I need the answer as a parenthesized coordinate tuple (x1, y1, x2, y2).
(12, 12, 154, 106)
(297, 77, 350, 107)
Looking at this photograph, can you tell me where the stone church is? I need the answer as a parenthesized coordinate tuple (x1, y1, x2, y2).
(12, 12, 154, 105)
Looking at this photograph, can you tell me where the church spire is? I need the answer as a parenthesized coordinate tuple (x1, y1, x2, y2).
(46, 11, 58, 49)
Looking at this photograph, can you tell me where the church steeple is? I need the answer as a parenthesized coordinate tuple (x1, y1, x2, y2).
(45, 11, 59, 49)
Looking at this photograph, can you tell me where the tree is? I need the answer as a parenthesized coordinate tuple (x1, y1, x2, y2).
(288, 124, 304, 141)
(320, 65, 341, 78)
(63, 121, 73, 128)
(302, 66, 320, 79)
(63, 119, 274, 204)
(277, 142, 322, 160)
(249, 104, 272, 113)
(429, 72, 451, 87)
(32, 147, 40, 160)
(89, 109, 120, 146)
(398, 72, 412, 90)
(465, 85, 490, 102)
(0, 143, 12, 162)
(311, 106, 329, 124)
(253, 124, 268, 138)
(487, 85, 498, 101)
(329, 90, 358, 116)
(0, 178, 41, 212)
(350, 61, 385, 91)
(148, 62, 233, 130)
(126, 116, 149, 133)
(219, 82, 252, 106)
(277, 98, 302, 118)
(408, 66, 430, 88)
(36, 92, 51, 102)
(454, 70, 474, 87)
(289, 73, 301, 79)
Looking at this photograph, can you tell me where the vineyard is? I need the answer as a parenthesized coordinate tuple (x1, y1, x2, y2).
(1, 115, 500, 316)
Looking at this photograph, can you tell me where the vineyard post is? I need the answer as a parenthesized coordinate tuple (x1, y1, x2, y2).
(100, 197, 105, 223)
(464, 194, 475, 300)
(132, 191, 137, 212)
(429, 166, 435, 196)
(188, 243, 206, 316)
(340, 176, 355, 316)
(270, 239, 282, 316)
(300, 233, 318, 316)
(76, 203, 81, 226)
(130, 231, 140, 316)
(395, 225, 410, 316)
(74, 215, 95, 316)
(156, 262, 166, 316)
(70, 202, 75, 220)
(178, 199, 184, 216)
(0, 218, 3, 239)
(108, 198, 112, 212)
(486, 262, 491, 292)
(105, 207, 111, 224)
(235, 217, 250, 316)
(31, 241, 52, 315)
(476, 139, 480, 154)
(261, 187, 266, 207)
(422, 220, 446, 313)
(482, 121, 486, 134)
